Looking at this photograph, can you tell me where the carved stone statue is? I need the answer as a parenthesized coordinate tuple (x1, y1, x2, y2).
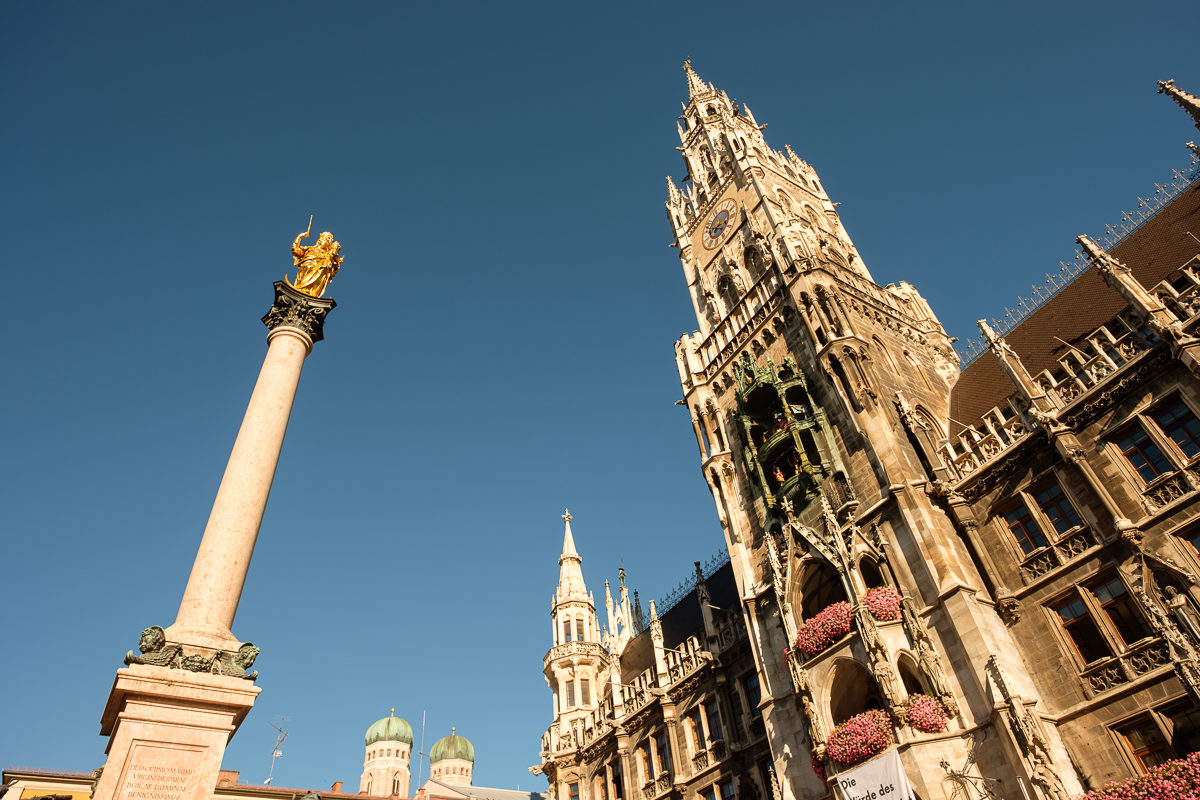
(213, 642, 260, 680)
(917, 638, 959, 716)
(287, 228, 343, 298)
(124, 625, 183, 668)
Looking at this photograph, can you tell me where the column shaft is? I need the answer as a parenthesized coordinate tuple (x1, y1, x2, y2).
(166, 327, 311, 649)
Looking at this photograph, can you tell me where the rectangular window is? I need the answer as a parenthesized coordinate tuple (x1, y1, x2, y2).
(569, 783, 580, 800)
(704, 700, 724, 742)
(1167, 702, 1200, 757)
(1004, 505, 1049, 554)
(743, 674, 762, 718)
(563, 620, 572, 643)
(581, 677, 591, 706)
(686, 709, 705, 752)
(576, 618, 586, 641)
(612, 762, 624, 800)
(637, 743, 653, 782)
(1116, 427, 1173, 483)
(701, 788, 717, 800)
(1034, 482, 1082, 535)
(599, 775, 609, 800)
(567, 680, 576, 708)
(1092, 577, 1153, 646)
(1120, 718, 1171, 771)
(719, 780, 735, 800)
(1053, 596, 1112, 663)
(654, 730, 671, 775)
(1152, 398, 1200, 460)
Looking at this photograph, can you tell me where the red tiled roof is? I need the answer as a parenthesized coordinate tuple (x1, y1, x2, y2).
(948, 181, 1200, 434)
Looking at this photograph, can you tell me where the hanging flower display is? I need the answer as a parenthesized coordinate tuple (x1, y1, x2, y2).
(863, 586, 902, 621)
(825, 709, 893, 766)
(1077, 752, 1200, 800)
(810, 750, 826, 782)
(902, 694, 949, 733)
(794, 601, 853, 657)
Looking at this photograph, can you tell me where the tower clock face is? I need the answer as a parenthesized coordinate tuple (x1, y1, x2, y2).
(702, 199, 738, 249)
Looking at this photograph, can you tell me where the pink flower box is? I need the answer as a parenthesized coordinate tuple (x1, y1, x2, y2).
(1077, 752, 1200, 800)
(864, 586, 902, 622)
(810, 750, 826, 782)
(794, 601, 852, 657)
(903, 694, 948, 733)
(825, 709, 893, 767)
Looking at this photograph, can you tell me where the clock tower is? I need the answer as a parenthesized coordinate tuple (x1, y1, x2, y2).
(667, 63, 1080, 800)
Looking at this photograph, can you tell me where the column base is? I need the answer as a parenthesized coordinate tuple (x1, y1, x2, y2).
(161, 622, 241, 652)
(92, 664, 260, 800)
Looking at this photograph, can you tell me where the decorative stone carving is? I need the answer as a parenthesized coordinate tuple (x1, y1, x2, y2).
(123, 625, 260, 681)
(916, 638, 959, 716)
(986, 657, 1067, 800)
(124, 625, 182, 668)
(900, 599, 960, 716)
(261, 280, 337, 343)
(214, 643, 260, 680)
(788, 660, 825, 754)
(996, 595, 1022, 626)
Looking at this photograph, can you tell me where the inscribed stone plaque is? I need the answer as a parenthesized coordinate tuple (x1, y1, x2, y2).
(116, 741, 207, 800)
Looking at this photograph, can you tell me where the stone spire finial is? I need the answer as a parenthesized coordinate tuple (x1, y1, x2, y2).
(1158, 79, 1200, 131)
(555, 508, 588, 602)
(683, 59, 710, 101)
(1079, 234, 1184, 341)
(559, 508, 578, 560)
(666, 176, 682, 206)
(1077, 234, 1129, 277)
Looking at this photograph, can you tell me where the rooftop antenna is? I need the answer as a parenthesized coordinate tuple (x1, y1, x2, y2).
(417, 709, 428, 791)
(264, 717, 290, 784)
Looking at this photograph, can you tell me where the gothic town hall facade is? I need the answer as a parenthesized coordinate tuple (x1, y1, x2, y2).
(536, 68, 1200, 800)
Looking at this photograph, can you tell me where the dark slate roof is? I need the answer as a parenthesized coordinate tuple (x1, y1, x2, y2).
(619, 562, 739, 682)
(949, 181, 1200, 434)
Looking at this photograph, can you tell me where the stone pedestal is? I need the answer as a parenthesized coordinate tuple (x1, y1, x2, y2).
(92, 665, 261, 800)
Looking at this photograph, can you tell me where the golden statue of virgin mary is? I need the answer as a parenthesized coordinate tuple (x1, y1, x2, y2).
(286, 224, 343, 298)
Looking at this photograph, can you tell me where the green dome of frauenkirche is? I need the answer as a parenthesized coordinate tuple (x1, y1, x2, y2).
(430, 729, 474, 763)
(365, 712, 414, 746)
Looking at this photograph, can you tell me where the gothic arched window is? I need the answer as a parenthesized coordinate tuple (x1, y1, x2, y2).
(828, 660, 884, 725)
(718, 274, 740, 314)
(796, 560, 847, 620)
(859, 558, 885, 589)
(745, 246, 767, 282)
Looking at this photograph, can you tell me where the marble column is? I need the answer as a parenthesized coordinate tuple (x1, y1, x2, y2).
(93, 281, 336, 800)
(165, 281, 336, 651)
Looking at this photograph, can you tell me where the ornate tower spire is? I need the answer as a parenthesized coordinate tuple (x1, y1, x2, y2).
(556, 508, 587, 602)
(1158, 79, 1200, 131)
(545, 510, 607, 742)
(684, 59, 710, 101)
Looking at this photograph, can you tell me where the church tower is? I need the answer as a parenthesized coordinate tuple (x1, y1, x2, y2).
(545, 510, 609, 749)
(361, 712, 413, 797)
(668, 63, 1082, 800)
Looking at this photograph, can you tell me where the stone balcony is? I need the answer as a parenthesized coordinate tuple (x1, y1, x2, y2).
(543, 640, 607, 669)
(1080, 637, 1170, 697)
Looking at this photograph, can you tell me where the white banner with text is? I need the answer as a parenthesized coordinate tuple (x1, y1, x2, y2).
(834, 748, 915, 800)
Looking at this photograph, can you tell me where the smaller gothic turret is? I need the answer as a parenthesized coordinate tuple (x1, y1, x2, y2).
(545, 510, 609, 747)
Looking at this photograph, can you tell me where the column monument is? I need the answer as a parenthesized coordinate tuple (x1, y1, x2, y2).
(92, 225, 343, 800)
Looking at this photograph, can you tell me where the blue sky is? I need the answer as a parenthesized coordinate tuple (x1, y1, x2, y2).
(3, 1, 1199, 793)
